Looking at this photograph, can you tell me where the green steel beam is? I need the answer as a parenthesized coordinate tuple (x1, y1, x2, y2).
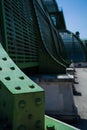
(16, 62, 39, 69)
(0, 44, 79, 130)
(45, 115, 79, 130)
(0, 43, 44, 130)
(0, 0, 39, 69)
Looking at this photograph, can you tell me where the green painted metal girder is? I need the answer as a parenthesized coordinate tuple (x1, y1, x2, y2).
(0, 0, 69, 74)
(0, 43, 79, 130)
(0, 43, 44, 130)
(45, 115, 79, 130)
(0, 0, 39, 69)
(16, 62, 39, 69)
(33, 0, 68, 74)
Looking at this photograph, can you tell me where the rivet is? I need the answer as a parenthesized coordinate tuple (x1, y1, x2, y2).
(35, 98, 42, 105)
(19, 100, 26, 108)
(19, 76, 25, 80)
(5, 77, 11, 81)
(28, 114, 33, 119)
(15, 86, 21, 90)
(0, 67, 2, 71)
(10, 67, 15, 70)
(29, 85, 35, 89)
(2, 57, 7, 61)
(46, 124, 55, 130)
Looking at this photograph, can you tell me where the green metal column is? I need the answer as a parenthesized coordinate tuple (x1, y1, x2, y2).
(0, 43, 44, 130)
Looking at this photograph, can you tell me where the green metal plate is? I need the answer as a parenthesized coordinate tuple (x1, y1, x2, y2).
(45, 115, 79, 130)
(0, 43, 44, 130)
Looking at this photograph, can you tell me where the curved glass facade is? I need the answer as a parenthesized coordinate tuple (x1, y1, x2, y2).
(43, 0, 87, 63)
(0, 0, 87, 74)
(60, 31, 86, 62)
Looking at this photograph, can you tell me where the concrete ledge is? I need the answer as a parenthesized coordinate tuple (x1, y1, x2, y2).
(66, 68, 75, 75)
(31, 74, 78, 121)
(57, 74, 74, 82)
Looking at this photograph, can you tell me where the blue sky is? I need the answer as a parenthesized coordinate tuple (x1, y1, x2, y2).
(56, 0, 87, 39)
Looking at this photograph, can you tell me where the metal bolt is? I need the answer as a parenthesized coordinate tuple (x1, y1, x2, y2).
(46, 124, 55, 130)
(35, 98, 42, 105)
(15, 86, 21, 90)
(19, 100, 26, 108)
(5, 77, 11, 81)
(0, 67, 2, 71)
(29, 85, 35, 89)
(10, 67, 15, 70)
(2, 57, 7, 61)
(28, 114, 33, 119)
(19, 76, 25, 80)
